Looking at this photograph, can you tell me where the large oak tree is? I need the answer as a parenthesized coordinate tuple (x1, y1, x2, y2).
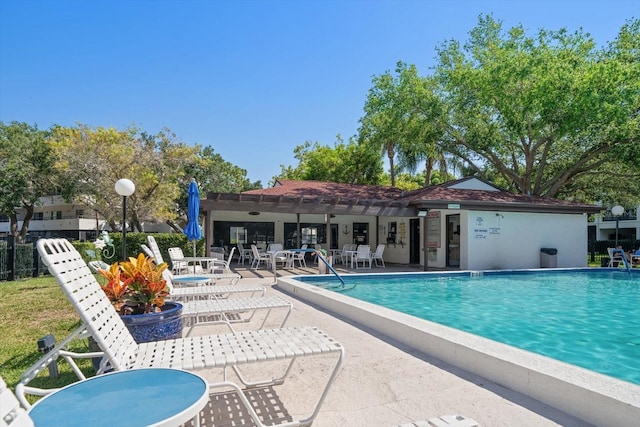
(436, 15, 640, 202)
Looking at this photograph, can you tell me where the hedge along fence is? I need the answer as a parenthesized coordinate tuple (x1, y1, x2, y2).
(86, 232, 207, 267)
(0, 233, 207, 282)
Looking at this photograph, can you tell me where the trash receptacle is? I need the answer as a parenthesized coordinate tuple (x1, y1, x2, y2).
(601, 257, 610, 267)
(540, 248, 558, 268)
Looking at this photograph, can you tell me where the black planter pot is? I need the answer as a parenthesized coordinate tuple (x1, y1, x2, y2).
(120, 302, 183, 344)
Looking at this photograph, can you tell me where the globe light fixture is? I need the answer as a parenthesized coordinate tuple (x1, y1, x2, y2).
(611, 205, 624, 247)
(115, 178, 135, 260)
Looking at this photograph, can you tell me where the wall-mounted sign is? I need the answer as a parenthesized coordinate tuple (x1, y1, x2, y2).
(474, 228, 488, 239)
(447, 203, 460, 209)
(427, 211, 441, 248)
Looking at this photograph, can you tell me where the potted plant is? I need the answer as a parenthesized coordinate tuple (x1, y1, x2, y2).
(97, 253, 183, 343)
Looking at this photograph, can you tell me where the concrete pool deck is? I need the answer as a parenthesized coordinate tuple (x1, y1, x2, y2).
(191, 264, 639, 426)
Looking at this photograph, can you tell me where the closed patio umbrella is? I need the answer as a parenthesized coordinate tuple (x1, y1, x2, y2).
(183, 179, 202, 263)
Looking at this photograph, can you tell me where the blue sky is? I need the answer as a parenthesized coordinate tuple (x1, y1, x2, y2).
(0, 0, 636, 186)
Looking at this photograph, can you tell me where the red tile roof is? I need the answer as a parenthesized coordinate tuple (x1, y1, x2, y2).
(242, 179, 404, 200)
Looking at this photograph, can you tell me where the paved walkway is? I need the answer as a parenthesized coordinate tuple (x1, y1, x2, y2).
(191, 263, 588, 427)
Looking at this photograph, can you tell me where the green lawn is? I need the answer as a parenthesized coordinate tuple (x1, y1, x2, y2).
(0, 276, 94, 396)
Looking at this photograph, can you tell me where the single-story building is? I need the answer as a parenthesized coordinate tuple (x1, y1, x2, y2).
(200, 177, 602, 270)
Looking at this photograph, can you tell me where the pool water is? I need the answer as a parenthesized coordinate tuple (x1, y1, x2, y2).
(300, 269, 640, 385)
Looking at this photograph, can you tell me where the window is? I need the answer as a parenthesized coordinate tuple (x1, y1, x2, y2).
(283, 223, 327, 248)
(230, 226, 247, 244)
(76, 210, 84, 218)
(34, 212, 44, 221)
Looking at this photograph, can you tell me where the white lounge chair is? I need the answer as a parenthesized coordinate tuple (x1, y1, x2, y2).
(146, 235, 165, 264)
(33, 238, 344, 427)
(89, 260, 287, 334)
(1, 376, 34, 427)
(140, 243, 154, 259)
(87, 260, 110, 274)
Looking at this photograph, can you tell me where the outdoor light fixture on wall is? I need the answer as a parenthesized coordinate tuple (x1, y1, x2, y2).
(115, 178, 135, 261)
(343, 225, 349, 234)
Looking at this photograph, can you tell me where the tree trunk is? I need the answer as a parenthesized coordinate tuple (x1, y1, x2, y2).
(17, 204, 34, 243)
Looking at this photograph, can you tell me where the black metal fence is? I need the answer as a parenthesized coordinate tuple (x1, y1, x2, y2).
(0, 237, 46, 281)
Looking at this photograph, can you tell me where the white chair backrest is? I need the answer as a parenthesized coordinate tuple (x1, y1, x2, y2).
(168, 247, 185, 261)
(269, 243, 283, 252)
(140, 243, 154, 259)
(300, 244, 308, 250)
(37, 239, 139, 372)
(251, 244, 260, 258)
(162, 269, 175, 293)
(374, 244, 385, 257)
(146, 235, 164, 264)
(1, 376, 34, 427)
(226, 247, 236, 264)
(88, 260, 110, 274)
(356, 245, 370, 258)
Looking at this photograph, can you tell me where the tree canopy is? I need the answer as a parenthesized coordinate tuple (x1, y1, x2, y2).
(0, 121, 259, 241)
(351, 16, 640, 204)
(435, 15, 639, 202)
(0, 122, 57, 241)
(275, 136, 383, 185)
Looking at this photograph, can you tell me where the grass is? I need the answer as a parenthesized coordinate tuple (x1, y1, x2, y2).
(0, 275, 94, 396)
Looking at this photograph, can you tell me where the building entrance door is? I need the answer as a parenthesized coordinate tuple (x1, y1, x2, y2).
(446, 214, 460, 267)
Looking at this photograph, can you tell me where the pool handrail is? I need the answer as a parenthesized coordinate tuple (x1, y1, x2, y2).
(274, 248, 345, 286)
(612, 248, 631, 272)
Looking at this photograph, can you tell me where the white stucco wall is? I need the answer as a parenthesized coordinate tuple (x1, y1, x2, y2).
(463, 211, 588, 270)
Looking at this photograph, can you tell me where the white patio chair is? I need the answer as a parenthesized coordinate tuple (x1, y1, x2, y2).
(292, 244, 307, 268)
(354, 244, 372, 269)
(251, 244, 271, 269)
(237, 243, 253, 265)
(209, 247, 236, 274)
(34, 238, 344, 427)
(341, 244, 356, 265)
(371, 244, 386, 267)
(168, 247, 190, 274)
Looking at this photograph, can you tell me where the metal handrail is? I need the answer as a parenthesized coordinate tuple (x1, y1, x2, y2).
(272, 248, 345, 286)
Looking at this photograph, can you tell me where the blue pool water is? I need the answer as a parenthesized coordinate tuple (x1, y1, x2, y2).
(299, 269, 640, 385)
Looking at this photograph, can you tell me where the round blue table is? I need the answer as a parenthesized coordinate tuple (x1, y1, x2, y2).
(171, 276, 211, 286)
(28, 368, 209, 427)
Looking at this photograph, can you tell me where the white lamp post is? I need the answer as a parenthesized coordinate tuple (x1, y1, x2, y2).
(115, 178, 135, 260)
(611, 205, 624, 247)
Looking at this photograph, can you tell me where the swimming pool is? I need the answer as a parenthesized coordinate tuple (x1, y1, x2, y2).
(298, 269, 640, 386)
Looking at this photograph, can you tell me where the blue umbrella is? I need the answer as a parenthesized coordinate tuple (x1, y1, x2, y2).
(183, 179, 202, 259)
